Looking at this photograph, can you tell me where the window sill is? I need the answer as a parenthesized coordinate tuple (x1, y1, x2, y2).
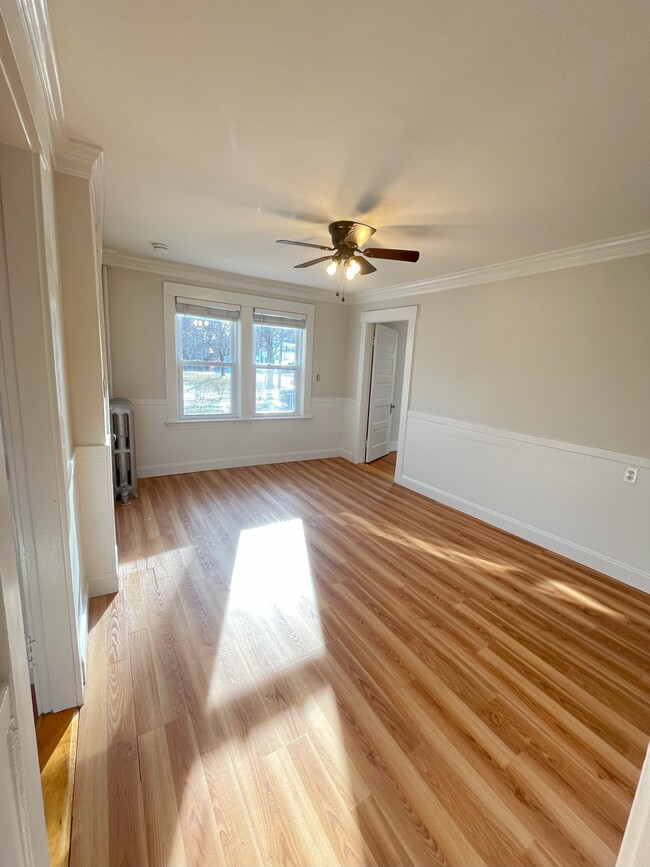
(165, 414, 313, 428)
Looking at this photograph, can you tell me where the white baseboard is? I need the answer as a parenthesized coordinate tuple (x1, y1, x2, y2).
(138, 448, 347, 478)
(87, 570, 119, 597)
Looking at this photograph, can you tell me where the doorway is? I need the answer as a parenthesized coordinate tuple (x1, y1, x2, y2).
(365, 321, 408, 478)
(352, 306, 417, 483)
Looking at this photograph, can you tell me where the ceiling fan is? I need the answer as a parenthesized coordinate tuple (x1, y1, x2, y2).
(276, 221, 419, 300)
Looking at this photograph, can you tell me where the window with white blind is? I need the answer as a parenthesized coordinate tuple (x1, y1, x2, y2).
(164, 283, 314, 423)
(175, 298, 239, 418)
(253, 309, 306, 416)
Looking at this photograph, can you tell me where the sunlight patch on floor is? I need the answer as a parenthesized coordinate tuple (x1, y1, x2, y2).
(229, 518, 322, 627)
(536, 579, 625, 618)
(185, 520, 364, 864)
(338, 510, 512, 575)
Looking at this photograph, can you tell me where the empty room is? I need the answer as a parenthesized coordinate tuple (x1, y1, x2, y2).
(0, 1, 649, 866)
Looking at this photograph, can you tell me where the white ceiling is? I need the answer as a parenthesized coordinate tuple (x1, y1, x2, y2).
(48, 0, 650, 295)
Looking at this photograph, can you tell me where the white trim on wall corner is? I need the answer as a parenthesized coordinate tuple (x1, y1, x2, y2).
(350, 230, 650, 304)
(408, 410, 650, 468)
(400, 474, 649, 594)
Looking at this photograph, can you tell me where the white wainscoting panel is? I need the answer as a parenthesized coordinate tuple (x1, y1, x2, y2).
(399, 412, 650, 593)
(132, 397, 348, 477)
(74, 443, 119, 596)
(340, 397, 358, 462)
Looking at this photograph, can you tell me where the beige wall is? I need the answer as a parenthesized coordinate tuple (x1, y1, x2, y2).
(107, 266, 349, 400)
(347, 255, 650, 457)
(55, 172, 107, 445)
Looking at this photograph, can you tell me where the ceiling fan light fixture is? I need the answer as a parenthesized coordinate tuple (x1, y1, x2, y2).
(276, 221, 419, 300)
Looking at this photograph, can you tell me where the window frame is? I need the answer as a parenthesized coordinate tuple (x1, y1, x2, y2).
(163, 282, 314, 424)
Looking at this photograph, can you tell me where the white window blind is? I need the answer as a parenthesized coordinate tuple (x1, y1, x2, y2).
(176, 297, 240, 321)
(253, 308, 306, 329)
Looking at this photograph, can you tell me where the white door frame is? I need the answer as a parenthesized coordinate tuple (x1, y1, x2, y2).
(0, 160, 49, 867)
(353, 306, 418, 482)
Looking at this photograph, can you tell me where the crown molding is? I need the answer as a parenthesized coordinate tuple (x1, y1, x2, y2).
(350, 230, 650, 305)
(56, 135, 104, 179)
(104, 229, 650, 310)
(5, 0, 103, 178)
(102, 249, 340, 304)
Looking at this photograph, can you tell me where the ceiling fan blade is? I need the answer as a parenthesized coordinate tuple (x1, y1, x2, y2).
(363, 247, 420, 262)
(356, 256, 377, 275)
(277, 240, 333, 251)
(294, 256, 333, 269)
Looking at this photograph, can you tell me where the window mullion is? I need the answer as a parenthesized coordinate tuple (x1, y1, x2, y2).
(239, 306, 253, 418)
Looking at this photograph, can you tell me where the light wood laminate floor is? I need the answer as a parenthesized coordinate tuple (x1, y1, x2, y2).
(36, 707, 78, 867)
(70, 458, 650, 867)
(366, 451, 397, 480)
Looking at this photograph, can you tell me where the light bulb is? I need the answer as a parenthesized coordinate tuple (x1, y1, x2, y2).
(346, 266, 356, 280)
(349, 258, 361, 275)
(326, 261, 337, 276)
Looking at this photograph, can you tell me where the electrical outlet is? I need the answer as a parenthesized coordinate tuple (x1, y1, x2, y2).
(623, 467, 638, 484)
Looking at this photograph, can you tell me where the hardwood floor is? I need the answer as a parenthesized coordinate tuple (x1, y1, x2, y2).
(36, 707, 78, 867)
(70, 457, 650, 866)
(365, 450, 397, 480)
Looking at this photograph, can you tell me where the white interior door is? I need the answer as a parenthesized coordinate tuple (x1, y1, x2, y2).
(365, 324, 398, 463)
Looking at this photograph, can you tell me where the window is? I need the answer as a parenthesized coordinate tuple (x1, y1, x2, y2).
(175, 298, 239, 417)
(253, 309, 306, 415)
(164, 283, 314, 423)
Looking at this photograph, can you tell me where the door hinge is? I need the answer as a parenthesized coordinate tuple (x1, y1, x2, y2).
(26, 635, 37, 668)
